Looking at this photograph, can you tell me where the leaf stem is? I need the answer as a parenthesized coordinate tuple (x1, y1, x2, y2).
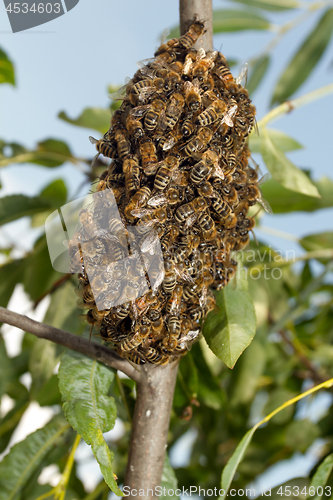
(257, 83, 333, 128)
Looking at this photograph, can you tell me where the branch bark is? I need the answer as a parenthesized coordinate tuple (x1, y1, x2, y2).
(123, 4, 213, 498)
(0, 306, 140, 382)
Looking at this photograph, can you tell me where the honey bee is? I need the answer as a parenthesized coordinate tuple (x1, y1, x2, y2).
(211, 197, 237, 229)
(158, 93, 185, 131)
(175, 196, 207, 225)
(221, 104, 238, 128)
(123, 155, 141, 197)
(160, 224, 180, 251)
(195, 99, 226, 127)
(126, 112, 144, 141)
(131, 77, 165, 103)
(181, 112, 196, 138)
(139, 138, 158, 175)
(89, 135, 117, 161)
(197, 210, 216, 235)
(115, 128, 131, 159)
(222, 185, 238, 208)
(153, 155, 180, 191)
(158, 125, 183, 151)
(178, 20, 205, 49)
(119, 324, 151, 352)
(190, 150, 219, 183)
(154, 35, 179, 56)
(124, 186, 151, 223)
(144, 99, 166, 131)
(165, 284, 183, 315)
(183, 127, 213, 158)
(239, 184, 273, 213)
(192, 49, 218, 81)
(184, 79, 201, 111)
(200, 76, 214, 92)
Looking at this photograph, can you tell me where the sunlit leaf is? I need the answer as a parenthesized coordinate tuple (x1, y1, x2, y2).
(39, 179, 67, 208)
(231, 0, 300, 10)
(219, 428, 256, 499)
(0, 48, 15, 85)
(58, 108, 111, 134)
(261, 176, 333, 213)
(23, 235, 63, 302)
(0, 415, 70, 500)
(213, 9, 270, 32)
(260, 128, 320, 197)
(309, 453, 333, 500)
(0, 195, 52, 226)
(58, 351, 121, 496)
(300, 232, 333, 264)
(247, 55, 270, 95)
(272, 8, 333, 104)
(203, 280, 256, 369)
(250, 128, 303, 152)
(0, 259, 26, 307)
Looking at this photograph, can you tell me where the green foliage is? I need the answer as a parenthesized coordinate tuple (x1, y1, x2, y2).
(0, 415, 70, 500)
(0, 48, 15, 86)
(1, 2, 333, 498)
(58, 351, 122, 496)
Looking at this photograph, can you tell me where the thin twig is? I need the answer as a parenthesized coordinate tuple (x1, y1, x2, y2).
(0, 306, 140, 382)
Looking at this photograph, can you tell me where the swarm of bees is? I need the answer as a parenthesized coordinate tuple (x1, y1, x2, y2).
(69, 20, 270, 366)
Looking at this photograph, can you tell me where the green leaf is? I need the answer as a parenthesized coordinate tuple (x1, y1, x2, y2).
(300, 232, 333, 264)
(247, 55, 270, 95)
(230, 0, 300, 11)
(213, 9, 270, 32)
(285, 419, 320, 452)
(309, 453, 333, 500)
(263, 388, 296, 424)
(0, 259, 26, 307)
(272, 8, 333, 104)
(250, 128, 303, 152)
(0, 139, 75, 169)
(23, 235, 63, 301)
(0, 401, 29, 454)
(260, 128, 320, 197)
(202, 281, 257, 369)
(0, 48, 15, 85)
(0, 415, 70, 500)
(58, 108, 111, 134)
(0, 335, 11, 398)
(219, 428, 256, 499)
(161, 455, 179, 499)
(261, 176, 333, 213)
(0, 195, 52, 226)
(39, 179, 67, 208)
(58, 351, 121, 496)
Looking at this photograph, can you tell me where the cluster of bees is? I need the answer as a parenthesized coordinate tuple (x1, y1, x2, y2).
(69, 20, 269, 366)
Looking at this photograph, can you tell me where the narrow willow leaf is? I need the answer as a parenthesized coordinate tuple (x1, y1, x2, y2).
(39, 179, 67, 208)
(272, 8, 333, 104)
(23, 235, 62, 301)
(0, 415, 70, 500)
(309, 453, 333, 500)
(0, 335, 12, 398)
(231, 0, 299, 10)
(0, 48, 15, 85)
(202, 282, 256, 369)
(219, 428, 255, 500)
(261, 176, 333, 213)
(213, 9, 270, 32)
(161, 455, 179, 499)
(260, 129, 320, 197)
(300, 232, 333, 264)
(250, 128, 303, 152)
(58, 351, 121, 496)
(58, 108, 111, 134)
(0, 195, 52, 226)
(0, 259, 26, 307)
(247, 55, 270, 95)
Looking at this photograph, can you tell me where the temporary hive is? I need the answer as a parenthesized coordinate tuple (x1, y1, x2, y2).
(69, 20, 263, 365)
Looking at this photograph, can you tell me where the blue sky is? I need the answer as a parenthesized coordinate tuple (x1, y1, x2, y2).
(0, 0, 332, 255)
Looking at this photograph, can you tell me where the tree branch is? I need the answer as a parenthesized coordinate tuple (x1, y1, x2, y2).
(0, 306, 140, 383)
(180, 0, 213, 51)
(123, 4, 214, 498)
